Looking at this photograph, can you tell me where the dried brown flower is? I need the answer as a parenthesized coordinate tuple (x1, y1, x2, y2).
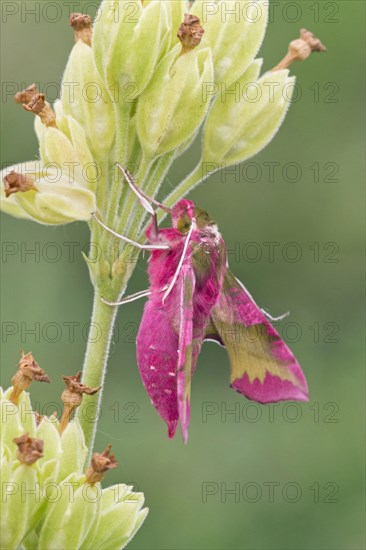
(23, 93, 56, 127)
(10, 351, 50, 404)
(14, 83, 39, 105)
(272, 29, 326, 71)
(178, 13, 205, 55)
(85, 445, 117, 484)
(70, 13, 92, 46)
(3, 171, 37, 198)
(14, 433, 44, 465)
(59, 371, 100, 432)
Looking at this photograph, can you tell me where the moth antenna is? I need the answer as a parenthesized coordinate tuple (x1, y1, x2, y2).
(162, 219, 196, 304)
(262, 309, 290, 322)
(116, 163, 173, 214)
(92, 213, 170, 251)
(101, 289, 151, 306)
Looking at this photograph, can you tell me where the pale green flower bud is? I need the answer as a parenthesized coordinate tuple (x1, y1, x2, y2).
(92, 487, 148, 549)
(202, 60, 295, 167)
(137, 46, 214, 159)
(191, 0, 268, 85)
(61, 41, 115, 156)
(37, 474, 97, 550)
(161, 0, 186, 53)
(93, 0, 168, 97)
(0, 459, 40, 549)
(1, 162, 96, 225)
(0, 184, 31, 219)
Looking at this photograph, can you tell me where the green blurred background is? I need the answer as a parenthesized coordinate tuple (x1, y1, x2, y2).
(1, 1, 365, 548)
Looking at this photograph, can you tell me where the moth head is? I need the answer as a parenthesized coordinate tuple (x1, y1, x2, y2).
(172, 199, 196, 233)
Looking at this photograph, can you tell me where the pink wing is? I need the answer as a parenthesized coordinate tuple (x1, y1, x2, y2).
(211, 271, 308, 403)
(136, 238, 197, 441)
(136, 293, 180, 438)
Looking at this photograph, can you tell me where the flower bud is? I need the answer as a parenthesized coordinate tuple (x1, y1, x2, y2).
(202, 60, 295, 167)
(191, 0, 268, 85)
(0, 184, 32, 219)
(58, 421, 88, 482)
(93, 0, 168, 96)
(86, 486, 148, 549)
(137, 46, 214, 159)
(162, 0, 185, 53)
(61, 41, 114, 156)
(1, 162, 96, 225)
(0, 461, 40, 549)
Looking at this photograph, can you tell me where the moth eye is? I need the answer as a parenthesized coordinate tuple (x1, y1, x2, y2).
(177, 218, 191, 233)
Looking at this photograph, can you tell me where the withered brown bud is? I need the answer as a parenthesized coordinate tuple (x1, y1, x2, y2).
(59, 371, 100, 432)
(14, 83, 39, 105)
(23, 93, 56, 127)
(85, 445, 117, 484)
(3, 171, 37, 198)
(272, 28, 326, 72)
(10, 351, 50, 404)
(14, 433, 44, 465)
(178, 13, 204, 55)
(70, 13, 92, 46)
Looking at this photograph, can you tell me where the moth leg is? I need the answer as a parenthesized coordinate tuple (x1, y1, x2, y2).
(116, 163, 172, 215)
(146, 212, 159, 241)
(92, 213, 170, 251)
(102, 289, 151, 306)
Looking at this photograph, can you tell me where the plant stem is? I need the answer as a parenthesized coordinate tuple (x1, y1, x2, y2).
(76, 288, 118, 458)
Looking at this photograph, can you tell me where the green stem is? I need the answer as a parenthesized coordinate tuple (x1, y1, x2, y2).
(164, 160, 204, 208)
(76, 289, 118, 458)
(106, 105, 131, 227)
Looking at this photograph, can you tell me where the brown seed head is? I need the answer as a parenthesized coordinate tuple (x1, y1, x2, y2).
(70, 13, 92, 46)
(85, 445, 118, 484)
(178, 13, 204, 55)
(10, 351, 50, 404)
(3, 171, 37, 198)
(14, 433, 44, 465)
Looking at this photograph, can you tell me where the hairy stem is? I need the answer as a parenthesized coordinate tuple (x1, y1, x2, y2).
(76, 289, 118, 459)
